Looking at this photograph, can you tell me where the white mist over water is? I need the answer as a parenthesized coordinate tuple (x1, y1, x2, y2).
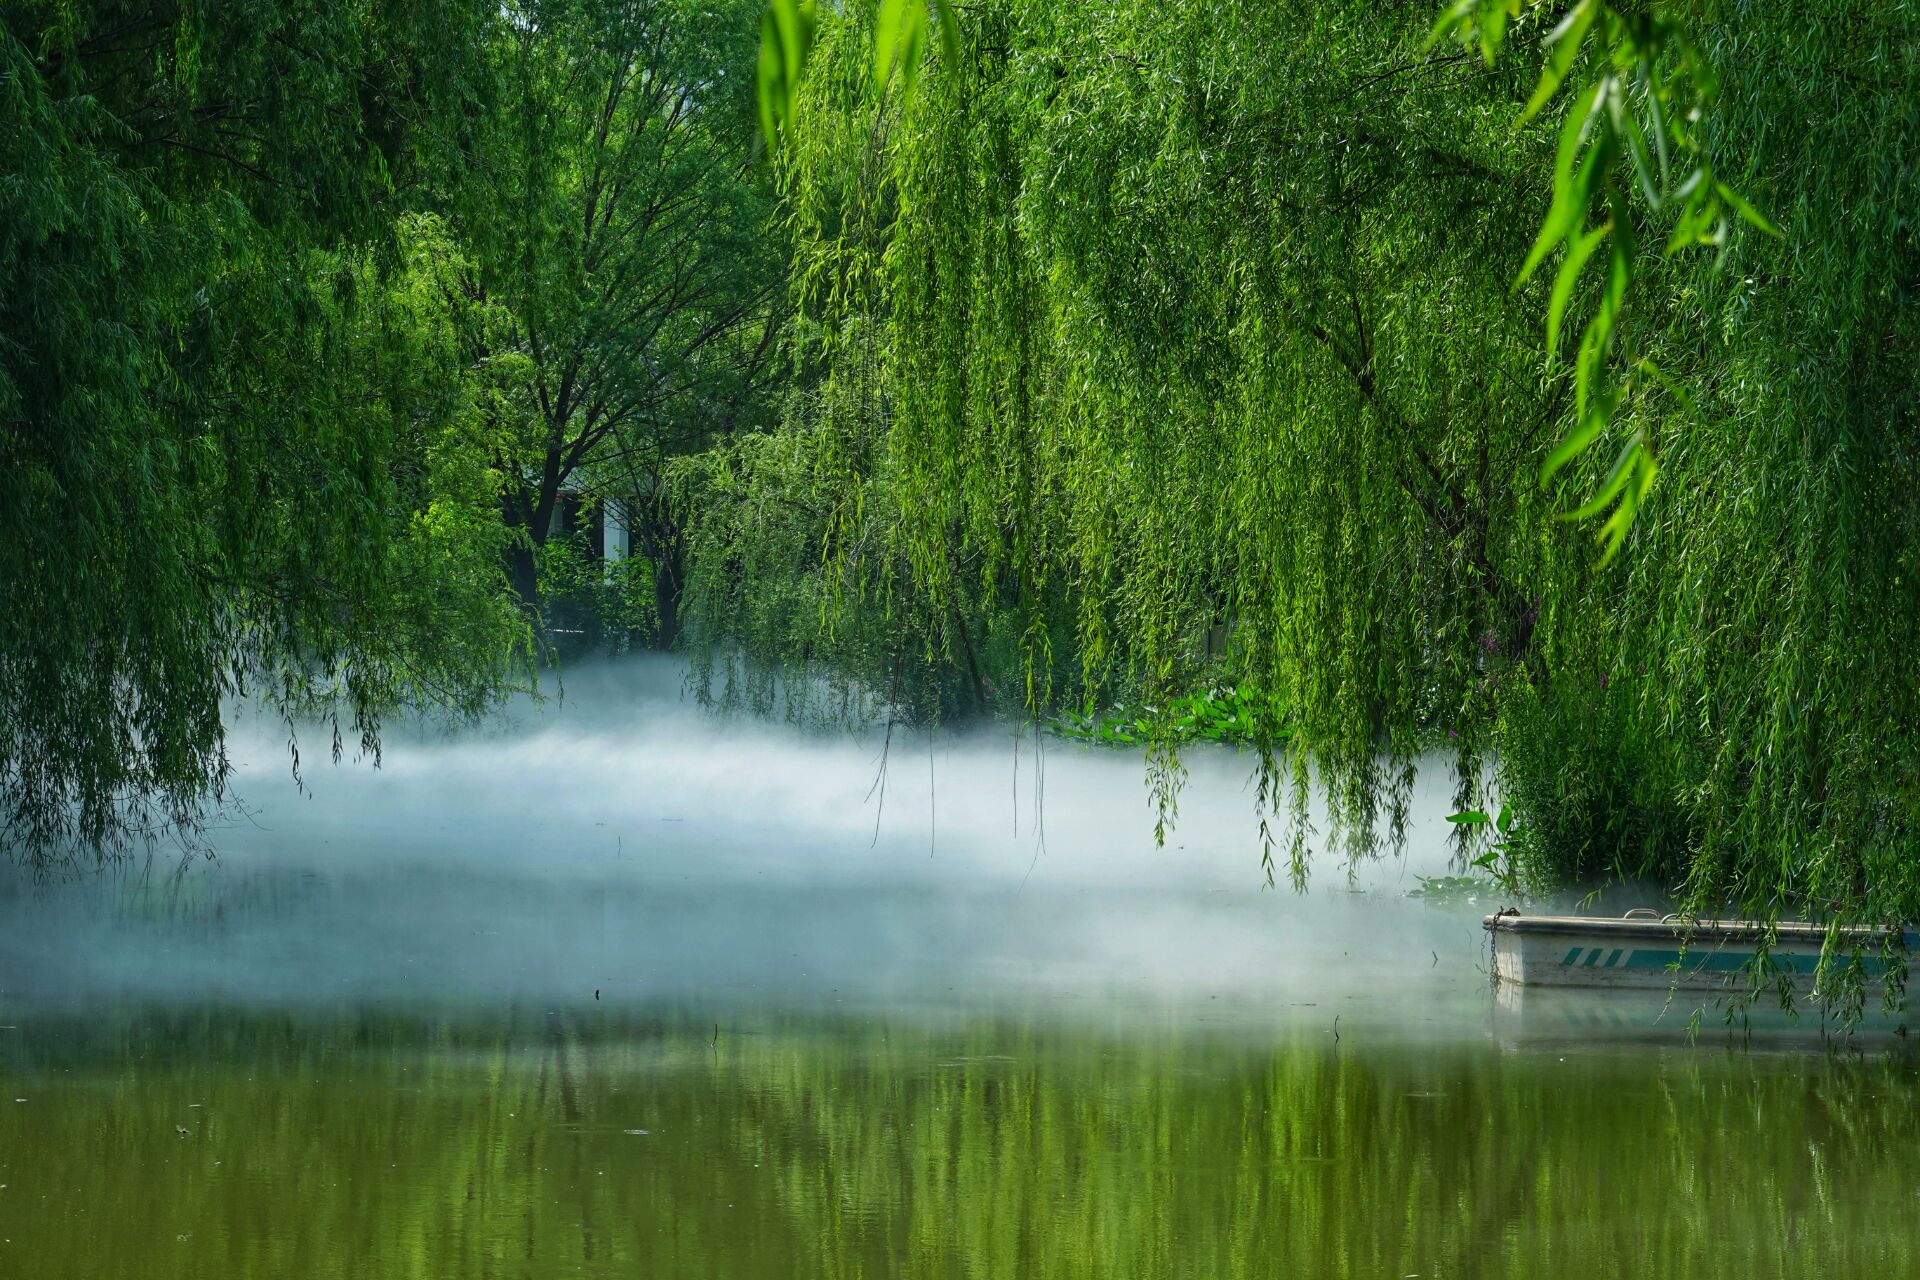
(0, 659, 1499, 1032)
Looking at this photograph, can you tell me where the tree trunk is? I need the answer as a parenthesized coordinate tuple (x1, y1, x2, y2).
(951, 605, 991, 716)
(509, 541, 541, 611)
(632, 486, 683, 651)
(652, 553, 681, 651)
(505, 474, 559, 612)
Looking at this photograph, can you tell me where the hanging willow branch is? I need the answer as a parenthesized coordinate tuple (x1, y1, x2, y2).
(760, 0, 1780, 565)
(760, 0, 958, 148)
(715, 0, 1920, 989)
(1430, 0, 1780, 563)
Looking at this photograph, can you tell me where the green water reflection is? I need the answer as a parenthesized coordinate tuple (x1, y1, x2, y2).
(0, 1004, 1915, 1278)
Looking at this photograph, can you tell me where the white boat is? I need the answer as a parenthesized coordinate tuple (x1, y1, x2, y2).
(1483, 909, 1910, 993)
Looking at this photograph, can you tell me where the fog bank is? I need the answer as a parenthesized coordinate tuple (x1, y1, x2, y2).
(0, 659, 1497, 1034)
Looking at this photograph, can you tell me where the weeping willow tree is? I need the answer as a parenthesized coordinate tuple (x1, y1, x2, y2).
(673, 326, 1088, 728)
(0, 3, 533, 867)
(688, 0, 1920, 935)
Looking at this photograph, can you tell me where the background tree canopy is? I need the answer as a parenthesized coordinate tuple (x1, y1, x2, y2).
(690, 0, 1920, 935)
(452, 0, 784, 640)
(0, 0, 783, 866)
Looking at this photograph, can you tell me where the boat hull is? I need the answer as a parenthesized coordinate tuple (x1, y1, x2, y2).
(1483, 912, 1908, 994)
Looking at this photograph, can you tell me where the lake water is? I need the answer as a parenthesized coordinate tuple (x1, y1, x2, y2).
(1, 665, 1914, 1277)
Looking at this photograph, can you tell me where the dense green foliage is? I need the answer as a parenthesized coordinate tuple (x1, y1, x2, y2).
(692, 0, 1920, 932)
(1049, 686, 1277, 751)
(8, 0, 1918, 944)
(455, 0, 785, 642)
(0, 0, 788, 865)
(0, 2, 533, 864)
(1434, 0, 1782, 564)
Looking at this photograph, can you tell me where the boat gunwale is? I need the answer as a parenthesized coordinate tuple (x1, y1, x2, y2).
(1481, 913, 1905, 947)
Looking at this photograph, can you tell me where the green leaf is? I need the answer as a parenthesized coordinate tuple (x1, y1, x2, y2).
(1597, 437, 1658, 564)
(1640, 65, 1672, 189)
(1518, 85, 1609, 284)
(756, 12, 781, 150)
(1573, 319, 1603, 420)
(1714, 181, 1781, 236)
(1541, 386, 1615, 486)
(1636, 358, 1700, 421)
(1593, 195, 1633, 340)
(1635, 440, 1659, 503)
(1423, 0, 1479, 53)
(930, 0, 961, 65)
(874, 0, 929, 93)
(1447, 809, 1490, 825)
(1563, 437, 1640, 521)
(1609, 89, 1661, 207)
(1520, 142, 1604, 284)
(1664, 190, 1713, 256)
(1496, 801, 1513, 834)
(1521, 0, 1598, 122)
(1477, 2, 1509, 64)
(873, 0, 907, 87)
(758, 0, 819, 151)
(1594, 449, 1657, 567)
(1553, 75, 1607, 192)
(1668, 28, 1718, 102)
(1546, 222, 1609, 359)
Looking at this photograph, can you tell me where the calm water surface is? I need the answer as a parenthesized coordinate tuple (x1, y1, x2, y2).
(2, 889, 1914, 1278)
(1, 678, 1913, 1277)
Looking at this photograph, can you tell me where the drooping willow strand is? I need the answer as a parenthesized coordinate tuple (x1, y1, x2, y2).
(695, 0, 1920, 943)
